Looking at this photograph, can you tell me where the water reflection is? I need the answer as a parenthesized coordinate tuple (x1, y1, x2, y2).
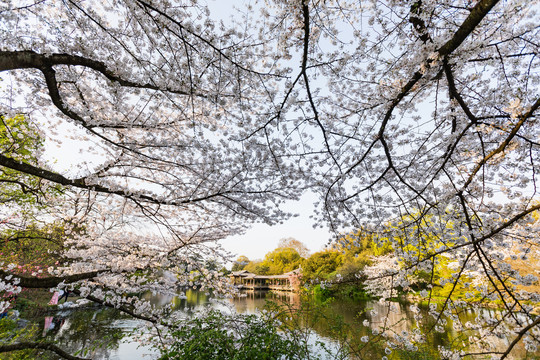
(231, 289, 300, 314)
(230, 292, 530, 359)
(27, 290, 532, 359)
(34, 306, 157, 360)
(141, 289, 210, 312)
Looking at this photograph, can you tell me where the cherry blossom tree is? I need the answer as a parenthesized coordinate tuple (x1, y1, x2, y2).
(284, 1, 539, 357)
(278, 237, 311, 258)
(274, 0, 538, 357)
(0, 0, 539, 358)
(1, 0, 302, 357)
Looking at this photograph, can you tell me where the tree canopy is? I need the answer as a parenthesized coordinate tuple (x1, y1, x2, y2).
(1, 0, 539, 358)
(277, 237, 310, 258)
(244, 247, 303, 275)
(302, 250, 343, 282)
(231, 255, 250, 272)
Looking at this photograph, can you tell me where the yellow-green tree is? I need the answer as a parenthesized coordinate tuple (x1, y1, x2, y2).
(244, 248, 304, 275)
(374, 211, 473, 297)
(330, 228, 379, 281)
(0, 115, 62, 206)
(231, 255, 250, 272)
(1, 115, 68, 275)
(302, 250, 343, 281)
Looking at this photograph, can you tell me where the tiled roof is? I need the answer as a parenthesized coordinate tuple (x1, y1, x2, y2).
(229, 268, 301, 279)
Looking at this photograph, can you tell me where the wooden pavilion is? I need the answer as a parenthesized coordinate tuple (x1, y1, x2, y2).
(229, 269, 302, 292)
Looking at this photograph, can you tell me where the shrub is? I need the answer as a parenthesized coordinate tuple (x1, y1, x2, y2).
(159, 310, 313, 360)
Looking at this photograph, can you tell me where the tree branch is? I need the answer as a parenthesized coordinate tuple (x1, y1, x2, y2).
(0, 269, 99, 288)
(0, 342, 90, 360)
(0, 153, 224, 206)
(0, 50, 199, 97)
(500, 316, 540, 360)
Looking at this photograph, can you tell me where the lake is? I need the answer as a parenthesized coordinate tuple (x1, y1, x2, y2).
(32, 290, 532, 359)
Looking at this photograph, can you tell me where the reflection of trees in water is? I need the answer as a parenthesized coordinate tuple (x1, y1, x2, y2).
(232, 290, 300, 314)
(142, 289, 301, 315)
(304, 299, 530, 359)
(31, 291, 530, 359)
(38, 308, 129, 360)
(230, 292, 530, 359)
(141, 289, 210, 313)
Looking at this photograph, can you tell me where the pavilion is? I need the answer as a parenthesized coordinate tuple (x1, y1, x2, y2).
(229, 269, 302, 291)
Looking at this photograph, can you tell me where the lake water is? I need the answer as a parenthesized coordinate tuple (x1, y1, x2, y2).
(33, 290, 532, 359)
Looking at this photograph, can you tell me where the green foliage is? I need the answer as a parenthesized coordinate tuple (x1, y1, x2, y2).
(263, 247, 304, 275)
(231, 255, 250, 272)
(331, 284, 372, 302)
(159, 310, 311, 360)
(245, 247, 304, 275)
(336, 252, 373, 281)
(311, 284, 333, 300)
(0, 114, 41, 163)
(385, 214, 454, 264)
(303, 250, 343, 282)
(0, 115, 62, 206)
(0, 116, 71, 307)
(302, 228, 376, 286)
(332, 227, 378, 256)
(331, 228, 380, 280)
(0, 318, 41, 360)
(0, 318, 17, 335)
(244, 260, 269, 275)
(0, 222, 66, 274)
(372, 212, 501, 301)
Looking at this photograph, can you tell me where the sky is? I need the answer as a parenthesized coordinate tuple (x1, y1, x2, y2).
(218, 191, 333, 261)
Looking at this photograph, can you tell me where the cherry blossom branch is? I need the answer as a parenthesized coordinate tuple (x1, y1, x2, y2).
(329, 0, 501, 202)
(0, 153, 231, 207)
(301, 0, 340, 171)
(0, 269, 99, 288)
(461, 96, 540, 191)
(133, 0, 277, 77)
(500, 317, 540, 360)
(71, 290, 157, 323)
(0, 50, 201, 97)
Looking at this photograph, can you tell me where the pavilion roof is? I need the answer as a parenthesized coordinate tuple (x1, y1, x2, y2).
(229, 268, 301, 279)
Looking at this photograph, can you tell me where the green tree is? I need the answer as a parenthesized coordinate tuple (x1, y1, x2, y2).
(332, 228, 378, 281)
(0, 222, 67, 275)
(0, 115, 68, 276)
(332, 227, 378, 258)
(159, 310, 313, 360)
(0, 115, 62, 206)
(303, 250, 343, 282)
(244, 248, 304, 275)
(244, 260, 270, 275)
(231, 255, 250, 272)
(262, 247, 304, 275)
